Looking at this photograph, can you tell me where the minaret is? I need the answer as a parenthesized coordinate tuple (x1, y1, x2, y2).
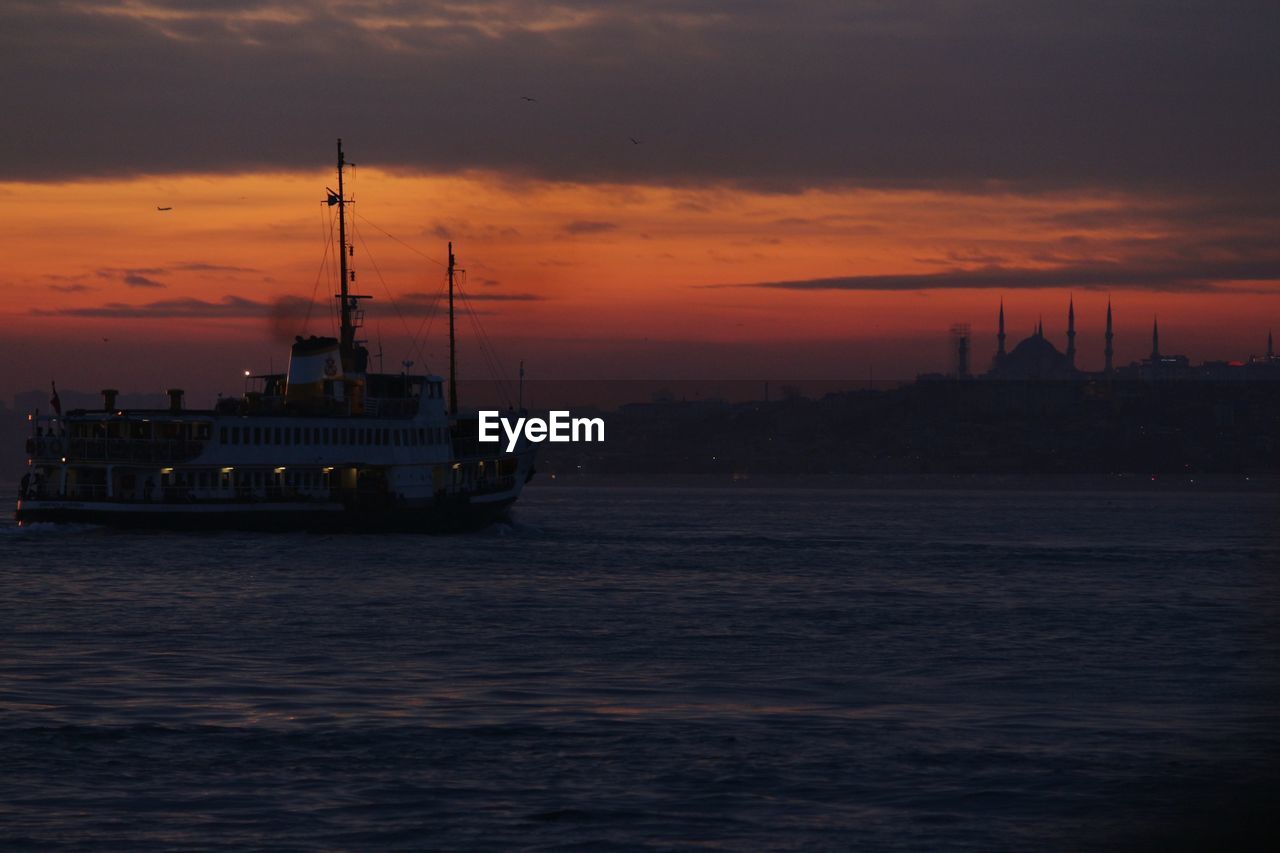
(1104, 299, 1114, 374)
(1151, 316, 1160, 362)
(996, 298, 1006, 363)
(1065, 296, 1076, 369)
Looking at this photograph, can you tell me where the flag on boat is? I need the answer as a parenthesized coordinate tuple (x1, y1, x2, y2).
(50, 381, 61, 416)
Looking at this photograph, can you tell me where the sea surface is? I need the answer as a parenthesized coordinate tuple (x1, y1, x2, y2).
(2, 485, 1278, 851)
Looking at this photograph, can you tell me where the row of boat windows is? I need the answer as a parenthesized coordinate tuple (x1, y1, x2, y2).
(219, 424, 448, 448)
(165, 469, 329, 490)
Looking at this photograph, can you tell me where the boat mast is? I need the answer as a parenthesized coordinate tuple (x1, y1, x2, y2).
(335, 138, 354, 360)
(448, 241, 458, 414)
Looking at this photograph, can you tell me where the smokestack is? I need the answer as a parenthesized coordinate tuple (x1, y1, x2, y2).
(167, 388, 184, 413)
(102, 388, 118, 411)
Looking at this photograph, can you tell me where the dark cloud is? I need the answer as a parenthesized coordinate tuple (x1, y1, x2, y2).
(715, 258, 1280, 293)
(48, 283, 95, 293)
(33, 289, 541, 319)
(6, 1, 1275, 193)
(398, 291, 544, 305)
(123, 274, 167, 288)
(562, 220, 619, 235)
(421, 221, 519, 241)
(172, 261, 260, 273)
(94, 266, 170, 288)
(33, 295, 276, 318)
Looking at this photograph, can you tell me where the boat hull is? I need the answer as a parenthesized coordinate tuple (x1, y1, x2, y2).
(14, 496, 517, 533)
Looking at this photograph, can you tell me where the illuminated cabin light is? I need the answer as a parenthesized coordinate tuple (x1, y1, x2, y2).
(322, 467, 333, 473)
(244, 370, 251, 377)
(274, 467, 286, 474)
(160, 467, 174, 474)
(221, 467, 234, 473)
(60, 457, 67, 463)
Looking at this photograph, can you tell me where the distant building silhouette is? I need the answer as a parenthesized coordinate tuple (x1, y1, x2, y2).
(1104, 299, 1114, 375)
(973, 300, 1274, 383)
(984, 302, 1080, 381)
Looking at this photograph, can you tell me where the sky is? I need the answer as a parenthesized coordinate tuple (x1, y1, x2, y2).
(2, 0, 1279, 405)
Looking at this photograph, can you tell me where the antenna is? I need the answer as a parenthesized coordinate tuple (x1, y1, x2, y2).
(329, 138, 371, 370)
(448, 242, 458, 414)
(334, 139, 352, 358)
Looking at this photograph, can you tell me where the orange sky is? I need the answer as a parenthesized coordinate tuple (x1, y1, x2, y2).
(2, 167, 1278, 405)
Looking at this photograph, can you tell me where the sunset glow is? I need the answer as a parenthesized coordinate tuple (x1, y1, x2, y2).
(2, 0, 1278, 404)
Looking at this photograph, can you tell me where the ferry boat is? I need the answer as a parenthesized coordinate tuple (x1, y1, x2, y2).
(15, 141, 535, 531)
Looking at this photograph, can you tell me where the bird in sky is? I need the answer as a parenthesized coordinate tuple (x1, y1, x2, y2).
(629, 137, 641, 145)
(157, 206, 173, 211)
(520, 95, 537, 102)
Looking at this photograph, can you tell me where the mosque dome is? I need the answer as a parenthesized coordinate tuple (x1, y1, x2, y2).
(990, 330, 1078, 380)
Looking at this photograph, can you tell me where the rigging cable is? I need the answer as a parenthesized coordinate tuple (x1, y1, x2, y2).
(457, 270, 516, 406)
(354, 225, 431, 373)
(305, 200, 338, 334)
(355, 213, 448, 269)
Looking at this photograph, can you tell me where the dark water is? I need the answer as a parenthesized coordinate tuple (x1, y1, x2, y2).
(2, 486, 1278, 850)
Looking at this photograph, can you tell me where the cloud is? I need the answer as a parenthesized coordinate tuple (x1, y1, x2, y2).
(423, 221, 520, 241)
(33, 295, 277, 318)
(711, 255, 1280, 294)
(123, 274, 167, 288)
(562, 220, 618, 235)
(92, 266, 171, 288)
(397, 291, 544, 307)
(31, 289, 541, 319)
(7, 1, 1273, 195)
(171, 261, 260, 273)
(48, 283, 95, 293)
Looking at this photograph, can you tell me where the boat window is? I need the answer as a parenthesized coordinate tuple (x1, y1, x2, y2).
(231, 426, 240, 445)
(253, 427, 261, 445)
(273, 427, 281, 445)
(220, 427, 227, 444)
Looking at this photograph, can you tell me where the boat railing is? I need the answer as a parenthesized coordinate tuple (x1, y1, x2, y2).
(21, 483, 110, 501)
(29, 437, 206, 463)
(18, 481, 330, 504)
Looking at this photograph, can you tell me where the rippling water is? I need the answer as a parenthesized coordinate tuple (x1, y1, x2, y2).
(2, 485, 1278, 850)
